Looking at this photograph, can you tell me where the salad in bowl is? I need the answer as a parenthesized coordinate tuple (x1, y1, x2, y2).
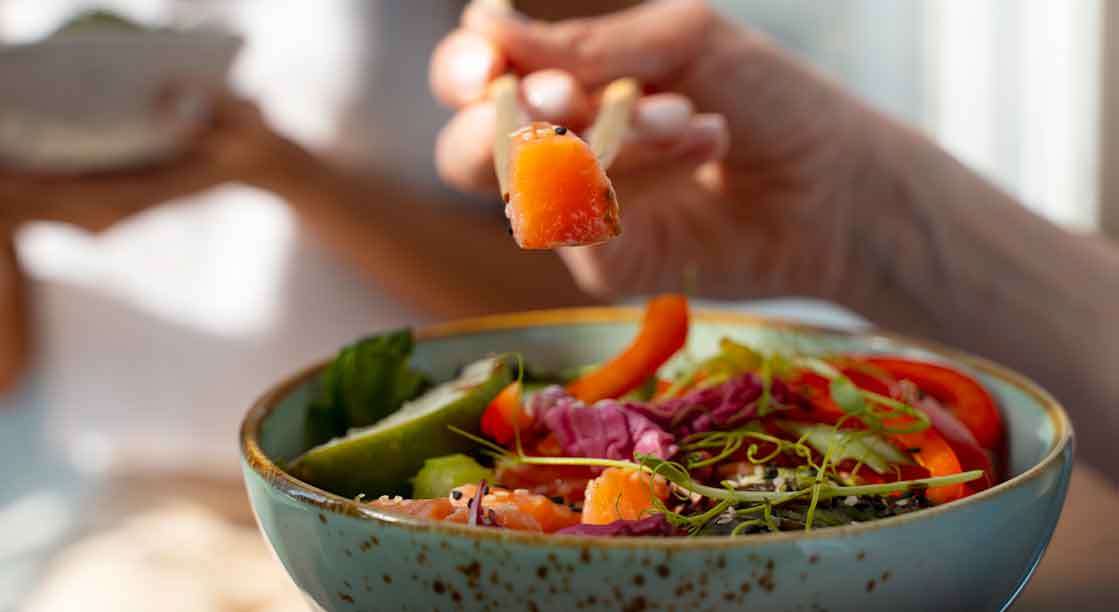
(287, 295, 1001, 539)
(240, 296, 1069, 611)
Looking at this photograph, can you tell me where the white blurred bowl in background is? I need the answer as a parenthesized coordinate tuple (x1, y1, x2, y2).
(0, 29, 241, 173)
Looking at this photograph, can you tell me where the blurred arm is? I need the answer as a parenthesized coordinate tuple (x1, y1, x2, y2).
(256, 145, 597, 320)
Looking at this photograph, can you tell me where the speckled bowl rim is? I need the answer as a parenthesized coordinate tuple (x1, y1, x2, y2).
(240, 306, 1073, 549)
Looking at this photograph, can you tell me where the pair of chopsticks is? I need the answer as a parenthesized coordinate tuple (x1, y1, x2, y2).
(491, 74, 638, 196)
(479, 0, 638, 195)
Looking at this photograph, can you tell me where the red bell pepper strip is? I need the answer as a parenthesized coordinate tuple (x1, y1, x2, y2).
(480, 381, 533, 446)
(566, 294, 689, 403)
(792, 367, 968, 503)
(841, 359, 996, 490)
(865, 357, 1003, 450)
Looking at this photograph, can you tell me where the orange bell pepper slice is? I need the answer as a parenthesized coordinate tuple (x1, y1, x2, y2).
(566, 294, 689, 403)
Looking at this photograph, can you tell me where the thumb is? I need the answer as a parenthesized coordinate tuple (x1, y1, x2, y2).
(462, 0, 716, 90)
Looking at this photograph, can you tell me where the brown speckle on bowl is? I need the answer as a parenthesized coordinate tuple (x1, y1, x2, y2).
(489, 570, 500, 585)
(343, 548, 352, 557)
(881, 570, 891, 582)
(624, 595, 648, 612)
(536, 565, 548, 579)
(808, 553, 820, 564)
(866, 579, 877, 592)
(527, 600, 540, 612)
(432, 579, 446, 594)
(338, 592, 353, 604)
(739, 582, 751, 593)
(633, 574, 645, 586)
(580, 548, 592, 563)
(457, 561, 481, 586)
(656, 564, 671, 578)
(856, 551, 866, 561)
(757, 561, 776, 592)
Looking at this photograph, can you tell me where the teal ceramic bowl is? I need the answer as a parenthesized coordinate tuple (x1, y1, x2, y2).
(240, 308, 1073, 612)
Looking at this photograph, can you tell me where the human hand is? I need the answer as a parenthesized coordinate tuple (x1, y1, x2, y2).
(0, 86, 298, 233)
(0, 87, 299, 394)
(431, 0, 888, 301)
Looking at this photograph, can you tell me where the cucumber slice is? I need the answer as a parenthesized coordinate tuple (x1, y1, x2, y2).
(783, 422, 913, 475)
(410, 454, 493, 499)
(288, 356, 513, 498)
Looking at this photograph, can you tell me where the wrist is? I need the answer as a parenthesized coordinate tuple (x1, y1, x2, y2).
(243, 136, 321, 196)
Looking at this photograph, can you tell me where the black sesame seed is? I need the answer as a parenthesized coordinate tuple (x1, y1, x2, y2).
(764, 466, 779, 480)
(550, 496, 565, 505)
(906, 447, 921, 453)
(451, 490, 463, 500)
(554, 126, 568, 135)
(508, 227, 514, 236)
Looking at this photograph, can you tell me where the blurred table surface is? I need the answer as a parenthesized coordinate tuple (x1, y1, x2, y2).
(1, 298, 1116, 611)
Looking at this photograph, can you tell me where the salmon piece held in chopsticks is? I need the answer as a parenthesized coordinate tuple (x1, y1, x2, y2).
(504, 122, 621, 249)
(491, 75, 637, 250)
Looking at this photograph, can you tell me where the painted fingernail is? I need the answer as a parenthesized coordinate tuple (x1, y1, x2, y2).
(689, 113, 727, 137)
(686, 113, 730, 157)
(523, 70, 580, 121)
(633, 96, 693, 140)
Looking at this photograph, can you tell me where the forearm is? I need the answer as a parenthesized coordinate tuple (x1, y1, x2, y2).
(847, 118, 1119, 478)
(257, 146, 598, 321)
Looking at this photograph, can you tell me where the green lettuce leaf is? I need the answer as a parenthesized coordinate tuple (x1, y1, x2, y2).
(305, 329, 430, 448)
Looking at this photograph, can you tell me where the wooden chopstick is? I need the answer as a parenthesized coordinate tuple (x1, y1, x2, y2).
(489, 74, 522, 197)
(586, 77, 639, 168)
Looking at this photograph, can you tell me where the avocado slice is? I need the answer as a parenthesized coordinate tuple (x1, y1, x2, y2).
(288, 356, 513, 498)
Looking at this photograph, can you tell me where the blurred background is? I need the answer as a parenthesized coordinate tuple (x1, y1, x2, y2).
(0, 1, 1116, 611)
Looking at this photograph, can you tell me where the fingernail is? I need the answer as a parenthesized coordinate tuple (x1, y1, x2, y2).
(447, 32, 500, 98)
(685, 113, 730, 157)
(634, 97, 693, 140)
(523, 70, 578, 121)
(689, 113, 728, 140)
